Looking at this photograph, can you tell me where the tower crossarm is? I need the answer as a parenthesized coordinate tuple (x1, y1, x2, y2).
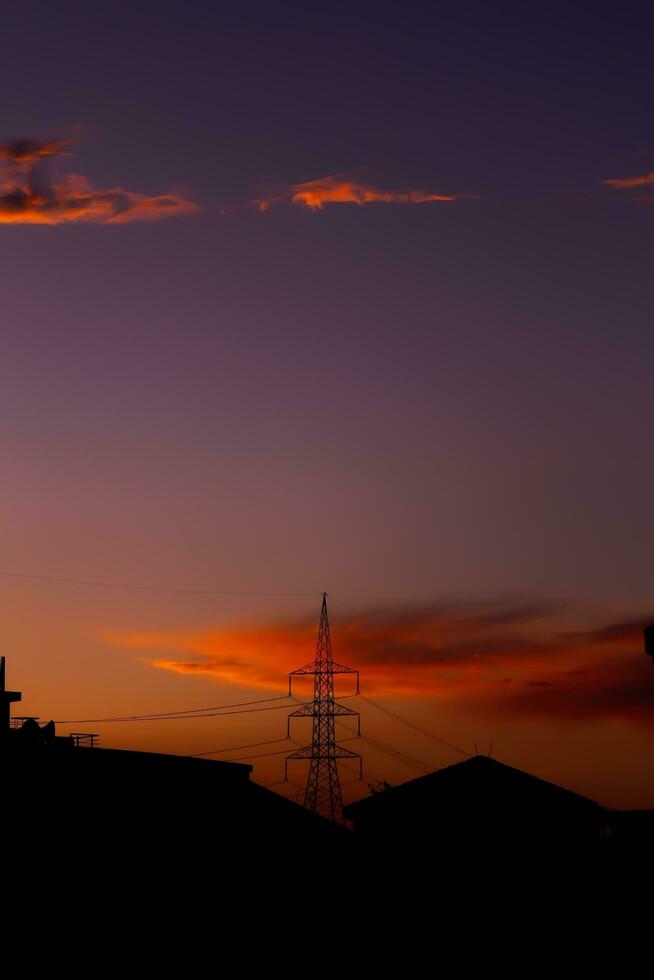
(290, 661, 358, 676)
(289, 701, 358, 719)
(287, 699, 360, 736)
(286, 744, 362, 761)
(289, 660, 321, 676)
(288, 662, 359, 695)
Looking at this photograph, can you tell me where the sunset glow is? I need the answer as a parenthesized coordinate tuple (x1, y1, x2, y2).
(4, 3, 654, 815)
(107, 603, 654, 726)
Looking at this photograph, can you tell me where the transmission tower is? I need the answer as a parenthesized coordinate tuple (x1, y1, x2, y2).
(285, 593, 362, 822)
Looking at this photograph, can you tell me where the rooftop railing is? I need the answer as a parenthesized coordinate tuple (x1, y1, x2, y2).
(70, 732, 99, 748)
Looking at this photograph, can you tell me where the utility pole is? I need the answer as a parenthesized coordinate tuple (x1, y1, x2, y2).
(286, 594, 361, 822)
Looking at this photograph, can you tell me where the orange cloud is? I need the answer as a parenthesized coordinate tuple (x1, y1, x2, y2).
(107, 602, 654, 726)
(244, 172, 472, 212)
(0, 138, 72, 164)
(603, 171, 654, 189)
(109, 622, 317, 690)
(487, 653, 654, 726)
(0, 135, 199, 224)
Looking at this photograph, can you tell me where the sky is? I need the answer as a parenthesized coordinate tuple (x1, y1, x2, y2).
(2, 1, 653, 809)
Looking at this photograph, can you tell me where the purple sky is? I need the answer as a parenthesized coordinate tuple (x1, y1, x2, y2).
(2, 2, 653, 806)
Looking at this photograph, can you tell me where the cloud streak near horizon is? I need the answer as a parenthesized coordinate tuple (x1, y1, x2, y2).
(108, 601, 654, 727)
(0, 136, 199, 224)
(237, 172, 473, 212)
(603, 170, 654, 189)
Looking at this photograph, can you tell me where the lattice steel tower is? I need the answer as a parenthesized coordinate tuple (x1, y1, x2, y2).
(286, 593, 361, 822)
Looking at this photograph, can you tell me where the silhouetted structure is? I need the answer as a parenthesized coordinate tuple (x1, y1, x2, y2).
(608, 808, 654, 849)
(344, 755, 607, 853)
(645, 625, 654, 664)
(286, 593, 361, 821)
(0, 656, 22, 734)
(0, 658, 347, 848)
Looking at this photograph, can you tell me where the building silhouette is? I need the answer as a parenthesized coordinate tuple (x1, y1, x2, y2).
(0, 657, 346, 848)
(344, 754, 609, 854)
(3, 656, 651, 861)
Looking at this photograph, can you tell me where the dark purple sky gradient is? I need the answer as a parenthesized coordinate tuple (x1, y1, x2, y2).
(3, 1, 653, 596)
(1, 3, 653, 803)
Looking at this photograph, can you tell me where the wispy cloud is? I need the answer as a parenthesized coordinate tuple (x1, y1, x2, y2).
(0, 137, 72, 165)
(0, 135, 200, 225)
(232, 171, 474, 213)
(603, 170, 654, 189)
(489, 652, 654, 725)
(107, 601, 654, 726)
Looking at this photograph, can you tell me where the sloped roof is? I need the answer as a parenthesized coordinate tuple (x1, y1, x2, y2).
(344, 754, 603, 819)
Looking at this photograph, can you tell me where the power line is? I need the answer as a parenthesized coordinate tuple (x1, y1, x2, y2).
(188, 701, 441, 780)
(211, 735, 361, 764)
(0, 571, 322, 598)
(56, 691, 358, 725)
(259, 781, 305, 796)
(360, 696, 470, 757)
(56, 699, 305, 725)
(333, 722, 388, 786)
(356, 732, 434, 774)
(229, 744, 319, 763)
(55, 693, 292, 724)
(336, 717, 433, 773)
(132, 693, 292, 720)
(278, 735, 361, 769)
(193, 736, 291, 758)
(194, 724, 380, 786)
